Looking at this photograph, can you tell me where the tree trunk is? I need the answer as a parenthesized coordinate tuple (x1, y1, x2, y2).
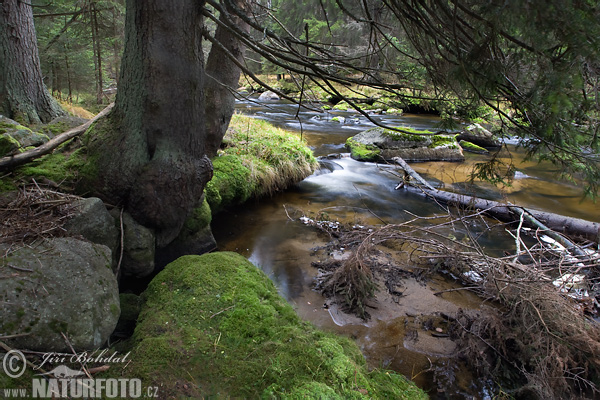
(0, 0, 65, 124)
(84, 0, 212, 246)
(204, 0, 249, 157)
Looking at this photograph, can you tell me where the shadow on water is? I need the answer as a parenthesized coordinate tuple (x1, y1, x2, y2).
(212, 97, 599, 398)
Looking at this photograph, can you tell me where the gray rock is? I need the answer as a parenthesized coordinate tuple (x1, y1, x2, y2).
(119, 212, 156, 278)
(456, 123, 501, 148)
(64, 197, 119, 258)
(258, 90, 280, 101)
(0, 238, 120, 351)
(347, 127, 465, 162)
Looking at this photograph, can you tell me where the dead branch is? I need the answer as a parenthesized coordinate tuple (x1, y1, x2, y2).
(0, 103, 114, 170)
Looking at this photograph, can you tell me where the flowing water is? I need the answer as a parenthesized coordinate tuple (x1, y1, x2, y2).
(212, 97, 599, 398)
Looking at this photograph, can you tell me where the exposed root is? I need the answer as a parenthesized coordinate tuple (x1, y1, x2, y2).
(302, 207, 600, 398)
(315, 254, 377, 320)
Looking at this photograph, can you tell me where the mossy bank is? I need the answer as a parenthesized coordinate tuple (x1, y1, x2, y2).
(106, 252, 427, 399)
(205, 113, 318, 213)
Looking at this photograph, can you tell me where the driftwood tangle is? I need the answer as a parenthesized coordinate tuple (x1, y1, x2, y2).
(392, 157, 600, 244)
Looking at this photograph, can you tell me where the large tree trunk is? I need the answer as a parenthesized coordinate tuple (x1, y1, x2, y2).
(0, 0, 65, 124)
(204, 0, 249, 157)
(84, 0, 212, 246)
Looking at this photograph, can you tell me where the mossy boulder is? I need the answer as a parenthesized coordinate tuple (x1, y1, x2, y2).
(456, 123, 501, 148)
(155, 196, 217, 268)
(346, 126, 464, 162)
(117, 252, 426, 399)
(116, 211, 156, 278)
(459, 140, 489, 154)
(0, 117, 49, 156)
(36, 115, 88, 139)
(332, 100, 351, 111)
(0, 238, 119, 351)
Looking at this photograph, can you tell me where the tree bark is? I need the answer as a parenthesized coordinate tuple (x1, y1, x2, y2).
(84, 0, 212, 246)
(204, 0, 249, 157)
(0, 0, 65, 124)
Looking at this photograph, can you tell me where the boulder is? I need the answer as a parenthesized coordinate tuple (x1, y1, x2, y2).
(0, 238, 120, 351)
(116, 211, 156, 279)
(258, 91, 280, 101)
(459, 140, 489, 154)
(0, 116, 49, 156)
(456, 123, 501, 148)
(124, 252, 427, 399)
(64, 197, 119, 258)
(346, 127, 464, 162)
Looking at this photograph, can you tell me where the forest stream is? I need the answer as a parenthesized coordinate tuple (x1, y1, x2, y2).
(211, 96, 600, 399)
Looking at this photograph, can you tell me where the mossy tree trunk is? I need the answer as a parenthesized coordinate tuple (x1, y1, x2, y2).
(84, 0, 212, 246)
(204, 0, 249, 157)
(0, 0, 65, 124)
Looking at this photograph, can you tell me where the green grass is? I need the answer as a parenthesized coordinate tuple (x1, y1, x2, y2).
(206, 113, 318, 212)
(107, 252, 427, 399)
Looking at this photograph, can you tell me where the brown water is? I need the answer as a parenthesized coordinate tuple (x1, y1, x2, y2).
(212, 98, 599, 398)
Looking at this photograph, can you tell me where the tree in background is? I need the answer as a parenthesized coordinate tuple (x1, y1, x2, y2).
(34, 0, 125, 105)
(0, 0, 65, 123)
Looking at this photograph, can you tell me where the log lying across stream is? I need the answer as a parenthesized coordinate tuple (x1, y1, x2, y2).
(392, 157, 600, 244)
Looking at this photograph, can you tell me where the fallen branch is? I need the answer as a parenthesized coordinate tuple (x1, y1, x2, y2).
(407, 186, 600, 244)
(0, 103, 114, 170)
(392, 156, 436, 191)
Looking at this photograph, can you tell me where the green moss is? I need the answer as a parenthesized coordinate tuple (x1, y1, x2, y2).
(205, 155, 252, 213)
(333, 100, 351, 111)
(345, 137, 382, 162)
(182, 197, 212, 233)
(429, 134, 459, 149)
(459, 140, 489, 154)
(0, 134, 21, 156)
(39, 121, 69, 137)
(381, 127, 432, 142)
(207, 114, 318, 214)
(110, 252, 426, 399)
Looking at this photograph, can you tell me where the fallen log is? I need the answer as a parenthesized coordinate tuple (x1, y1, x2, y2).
(392, 157, 435, 191)
(405, 185, 600, 244)
(0, 103, 114, 170)
(392, 156, 600, 244)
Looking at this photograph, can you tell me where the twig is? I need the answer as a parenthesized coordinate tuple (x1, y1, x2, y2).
(60, 332, 93, 380)
(115, 208, 124, 277)
(210, 305, 235, 319)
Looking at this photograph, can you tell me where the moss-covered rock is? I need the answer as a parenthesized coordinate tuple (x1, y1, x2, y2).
(332, 100, 351, 111)
(347, 126, 464, 162)
(456, 123, 501, 148)
(113, 252, 426, 399)
(459, 140, 489, 154)
(156, 196, 217, 268)
(0, 117, 49, 156)
(346, 137, 382, 162)
(0, 132, 21, 156)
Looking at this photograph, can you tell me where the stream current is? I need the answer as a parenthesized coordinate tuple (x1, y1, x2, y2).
(211, 97, 600, 398)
